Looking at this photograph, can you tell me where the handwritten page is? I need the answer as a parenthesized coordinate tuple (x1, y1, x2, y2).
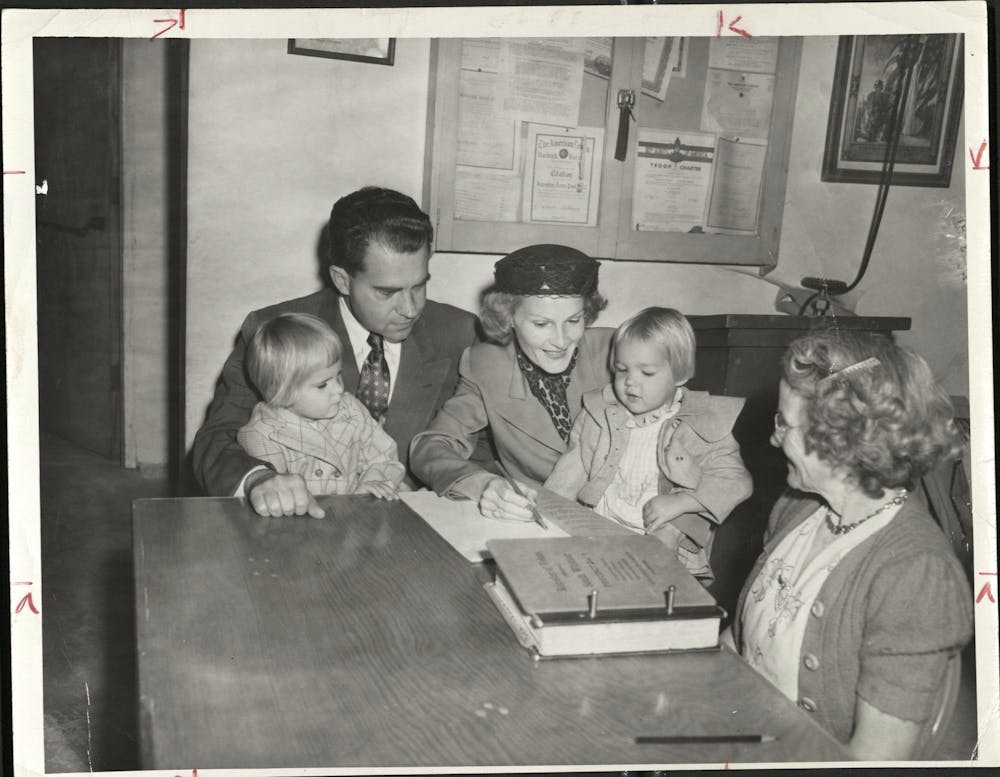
(534, 488, 632, 537)
(400, 490, 567, 563)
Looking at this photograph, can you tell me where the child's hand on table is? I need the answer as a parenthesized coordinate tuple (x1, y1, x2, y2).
(641, 492, 699, 533)
(247, 471, 325, 519)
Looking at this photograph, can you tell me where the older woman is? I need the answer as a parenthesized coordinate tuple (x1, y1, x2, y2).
(733, 331, 973, 760)
(410, 244, 612, 521)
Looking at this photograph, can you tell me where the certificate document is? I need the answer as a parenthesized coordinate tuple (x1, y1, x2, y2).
(496, 40, 585, 127)
(707, 37, 779, 74)
(523, 124, 604, 226)
(632, 129, 716, 233)
(701, 69, 775, 139)
(705, 136, 767, 234)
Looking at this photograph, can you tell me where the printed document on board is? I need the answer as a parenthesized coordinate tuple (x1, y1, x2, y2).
(705, 136, 767, 235)
(522, 123, 604, 226)
(632, 129, 716, 233)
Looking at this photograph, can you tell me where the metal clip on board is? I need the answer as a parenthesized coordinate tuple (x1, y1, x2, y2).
(615, 88, 636, 161)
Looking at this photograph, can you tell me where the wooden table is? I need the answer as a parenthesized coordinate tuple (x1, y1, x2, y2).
(134, 496, 850, 770)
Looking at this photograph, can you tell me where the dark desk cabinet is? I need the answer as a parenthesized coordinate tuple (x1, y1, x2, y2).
(686, 315, 911, 624)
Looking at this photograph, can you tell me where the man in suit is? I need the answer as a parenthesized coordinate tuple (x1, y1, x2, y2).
(191, 186, 479, 518)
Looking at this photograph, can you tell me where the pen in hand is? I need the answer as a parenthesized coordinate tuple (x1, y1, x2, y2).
(496, 462, 548, 529)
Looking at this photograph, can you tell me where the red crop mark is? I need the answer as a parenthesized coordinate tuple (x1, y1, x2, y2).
(12, 581, 39, 615)
(151, 9, 186, 40)
(969, 139, 989, 170)
(717, 11, 752, 38)
(3, 170, 26, 175)
(174, 769, 197, 777)
(976, 572, 997, 605)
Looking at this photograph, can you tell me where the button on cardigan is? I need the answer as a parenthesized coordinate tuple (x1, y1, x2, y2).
(734, 490, 973, 744)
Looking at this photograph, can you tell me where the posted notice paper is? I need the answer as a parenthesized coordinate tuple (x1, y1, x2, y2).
(457, 69, 518, 169)
(632, 129, 716, 233)
(705, 136, 768, 234)
(495, 39, 585, 127)
(461, 37, 500, 73)
(523, 123, 604, 226)
(701, 69, 775, 139)
(707, 36, 779, 74)
(454, 166, 521, 222)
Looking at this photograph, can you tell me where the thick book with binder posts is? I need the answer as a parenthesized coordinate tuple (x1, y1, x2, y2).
(484, 534, 723, 658)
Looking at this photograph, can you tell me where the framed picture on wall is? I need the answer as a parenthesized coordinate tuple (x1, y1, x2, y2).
(288, 38, 396, 66)
(822, 33, 963, 187)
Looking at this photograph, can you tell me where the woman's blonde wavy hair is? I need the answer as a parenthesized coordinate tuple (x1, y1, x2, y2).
(783, 330, 963, 499)
(478, 288, 607, 346)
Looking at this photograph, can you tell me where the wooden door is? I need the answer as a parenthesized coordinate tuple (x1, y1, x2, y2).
(34, 38, 123, 459)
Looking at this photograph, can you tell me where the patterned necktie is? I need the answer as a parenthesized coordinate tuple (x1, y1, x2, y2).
(357, 332, 390, 422)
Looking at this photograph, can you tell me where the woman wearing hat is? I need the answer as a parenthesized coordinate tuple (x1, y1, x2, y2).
(410, 244, 612, 521)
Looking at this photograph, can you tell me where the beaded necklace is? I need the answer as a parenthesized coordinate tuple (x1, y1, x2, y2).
(824, 489, 908, 535)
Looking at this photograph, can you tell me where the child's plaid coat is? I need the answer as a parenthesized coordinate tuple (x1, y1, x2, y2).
(237, 395, 404, 495)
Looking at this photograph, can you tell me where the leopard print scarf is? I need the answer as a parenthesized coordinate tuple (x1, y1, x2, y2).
(514, 339, 579, 442)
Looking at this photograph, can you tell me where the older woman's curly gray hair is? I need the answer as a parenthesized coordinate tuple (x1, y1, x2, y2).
(478, 289, 608, 345)
(783, 330, 963, 499)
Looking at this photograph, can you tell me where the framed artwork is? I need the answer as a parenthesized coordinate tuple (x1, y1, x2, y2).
(822, 33, 963, 187)
(288, 38, 396, 66)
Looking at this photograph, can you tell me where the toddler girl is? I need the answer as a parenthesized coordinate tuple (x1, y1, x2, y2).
(546, 307, 752, 581)
(237, 312, 404, 500)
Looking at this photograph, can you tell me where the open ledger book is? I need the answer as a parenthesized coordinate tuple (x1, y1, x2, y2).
(485, 534, 723, 658)
(399, 490, 568, 562)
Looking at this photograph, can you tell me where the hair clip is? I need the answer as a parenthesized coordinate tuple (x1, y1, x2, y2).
(818, 357, 880, 388)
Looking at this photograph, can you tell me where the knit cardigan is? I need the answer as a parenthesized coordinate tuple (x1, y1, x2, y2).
(733, 490, 973, 745)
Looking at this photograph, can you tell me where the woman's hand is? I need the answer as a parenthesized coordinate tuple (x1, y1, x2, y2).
(478, 477, 538, 522)
(358, 481, 401, 500)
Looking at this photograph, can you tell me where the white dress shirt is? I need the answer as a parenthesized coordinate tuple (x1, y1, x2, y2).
(339, 296, 401, 402)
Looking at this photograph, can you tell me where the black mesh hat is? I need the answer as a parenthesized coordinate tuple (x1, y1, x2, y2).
(493, 244, 600, 296)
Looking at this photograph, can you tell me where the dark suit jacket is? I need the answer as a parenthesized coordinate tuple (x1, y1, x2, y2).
(191, 288, 478, 495)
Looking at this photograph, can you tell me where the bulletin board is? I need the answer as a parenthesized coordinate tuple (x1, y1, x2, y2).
(425, 36, 802, 268)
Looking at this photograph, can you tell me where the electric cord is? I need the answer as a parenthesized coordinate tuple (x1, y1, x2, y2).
(798, 35, 922, 316)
